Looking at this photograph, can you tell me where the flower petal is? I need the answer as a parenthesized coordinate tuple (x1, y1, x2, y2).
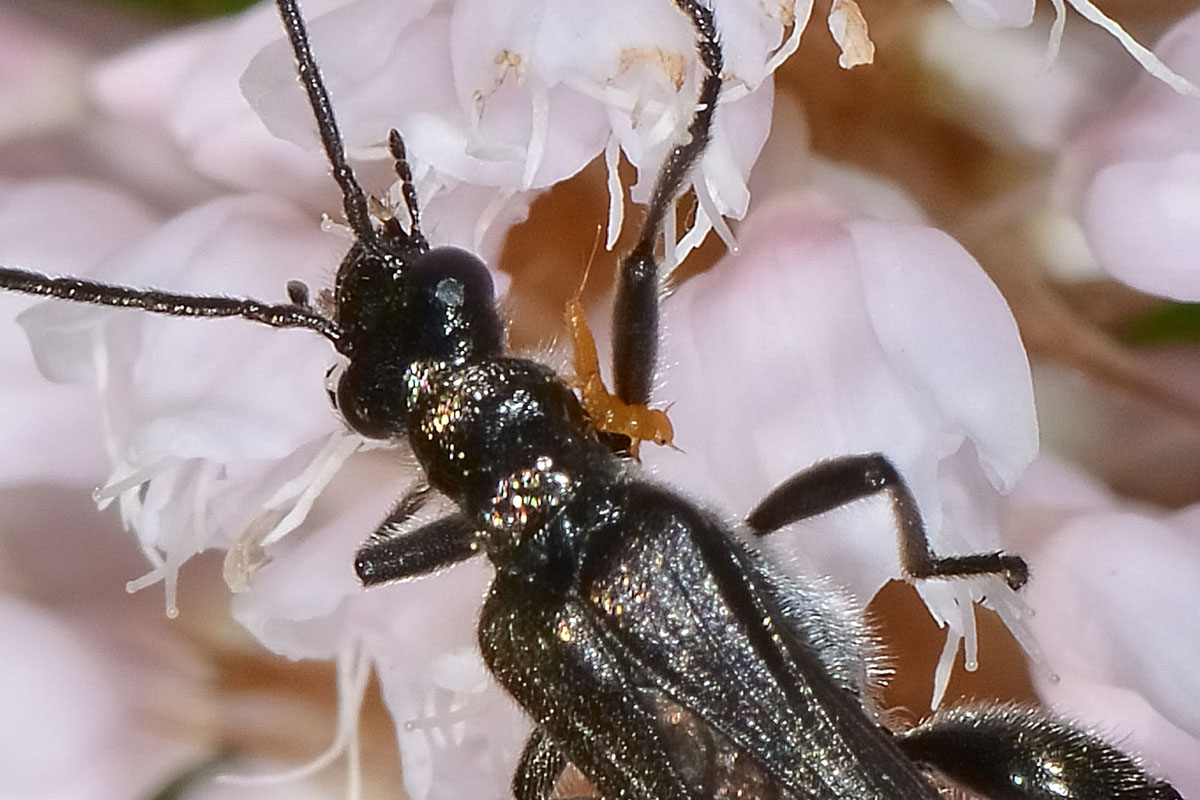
(1005, 458, 1200, 796)
(648, 194, 1036, 608)
(1082, 151, 1200, 299)
(0, 180, 158, 483)
(1060, 10, 1200, 299)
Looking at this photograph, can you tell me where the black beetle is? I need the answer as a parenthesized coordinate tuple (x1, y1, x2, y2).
(0, 0, 1184, 797)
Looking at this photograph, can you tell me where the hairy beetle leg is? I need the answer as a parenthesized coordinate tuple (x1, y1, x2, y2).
(354, 486, 481, 585)
(746, 453, 1028, 591)
(898, 706, 1183, 800)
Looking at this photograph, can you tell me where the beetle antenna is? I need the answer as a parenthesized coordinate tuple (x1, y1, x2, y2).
(274, 0, 377, 247)
(611, 0, 723, 407)
(0, 0, 398, 354)
(0, 267, 346, 351)
(634, 0, 722, 256)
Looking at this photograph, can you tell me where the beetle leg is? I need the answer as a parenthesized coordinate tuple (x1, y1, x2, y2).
(514, 728, 605, 800)
(897, 706, 1182, 800)
(746, 453, 1028, 590)
(514, 729, 562, 800)
(354, 489, 480, 585)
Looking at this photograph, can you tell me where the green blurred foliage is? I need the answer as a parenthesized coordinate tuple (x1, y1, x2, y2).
(1122, 302, 1200, 346)
(104, 0, 258, 21)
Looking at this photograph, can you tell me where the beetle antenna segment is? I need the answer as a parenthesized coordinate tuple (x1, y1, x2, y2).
(0, 267, 346, 348)
(274, 0, 377, 247)
(387, 129, 428, 250)
(635, 0, 722, 258)
(612, 0, 723, 407)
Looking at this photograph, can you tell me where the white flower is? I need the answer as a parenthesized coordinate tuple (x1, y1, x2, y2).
(1003, 457, 1200, 795)
(642, 186, 1038, 707)
(1056, 11, 1200, 300)
(17, 191, 344, 617)
(89, 0, 790, 264)
(912, 5, 1132, 153)
(944, 0, 1198, 98)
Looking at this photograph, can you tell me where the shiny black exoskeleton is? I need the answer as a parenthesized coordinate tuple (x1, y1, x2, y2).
(0, 0, 1183, 798)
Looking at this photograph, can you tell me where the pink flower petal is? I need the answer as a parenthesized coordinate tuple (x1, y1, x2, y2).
(0, 6, 86, 143)
(0, 180, 157, 483)
(1061, 10, 1200, 299)
(0, 598, 124, 793)
(0, 565, 205, 800)
(647, 194, 1036, 604)
(1082, 151, 1200, 299)
(1005, 458, 1200, 796)
(92, 0, 342, 202)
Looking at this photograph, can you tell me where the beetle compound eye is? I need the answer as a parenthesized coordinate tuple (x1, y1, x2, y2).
(401, 247, 503, 365)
